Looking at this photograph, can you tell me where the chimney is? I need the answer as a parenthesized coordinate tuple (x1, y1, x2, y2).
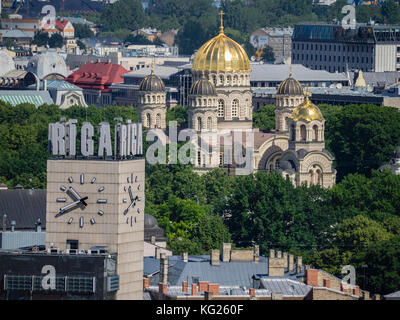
(191, 283, 197, 296)
(208, 284, 219, 296)
(182, 252, 188, 263)
(283, 252, 288, 268)
(288, 254, 294, 272)
(150, 235, 156, 244)
(296, 256, 302, 273)
(205, 291, 213, 300)
(160, 253, 168, 284)
(276, 251, 282, 258)
(353, 285, 360, 296)
(362, 290, 370, 300)
(210, 249, 220, 266)
(35, 218, 41, 232)
(182, 281, 188, 293)
(155, 247, 161, 259)
(249, 288, 256, 299)
(143, 278, 149, 289)
(269, 249, 275, 258)
(159, 282, 168, 297)
(10, 220, 16, 232)
(2, 214, 6, 232)
(253, 245, 260, 263)
(222, 243, 231, 262)
(306, 269, 318, 286)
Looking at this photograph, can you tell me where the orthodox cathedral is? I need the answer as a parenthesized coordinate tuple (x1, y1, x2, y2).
(136, 12, 336, 188)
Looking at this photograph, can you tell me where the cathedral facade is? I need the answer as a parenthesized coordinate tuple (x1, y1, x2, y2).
(137, 12, 336, 188)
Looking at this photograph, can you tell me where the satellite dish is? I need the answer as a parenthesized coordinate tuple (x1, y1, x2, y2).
(336, 83, 343, 89)
(367, 85, 373, 92)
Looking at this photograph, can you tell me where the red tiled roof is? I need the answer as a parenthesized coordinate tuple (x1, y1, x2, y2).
(66, 62, 129, 92)
(55, 19, 70, 31)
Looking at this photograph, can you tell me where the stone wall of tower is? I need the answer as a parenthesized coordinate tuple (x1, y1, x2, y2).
(188, 94, 218, 131)
(192, 70, 253, 131)
(46, 158, 145, 300)
(138, 92, 167, 129)
(275, 94, 305, 132)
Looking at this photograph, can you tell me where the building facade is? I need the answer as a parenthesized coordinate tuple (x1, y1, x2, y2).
(292, 22, 400, 72)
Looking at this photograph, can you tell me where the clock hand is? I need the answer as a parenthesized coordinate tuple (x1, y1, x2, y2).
(69, 187, 88, 206)
(56, 200, 81, 218)
(123, 199, 136, 215)
(128, 186, 134, 202)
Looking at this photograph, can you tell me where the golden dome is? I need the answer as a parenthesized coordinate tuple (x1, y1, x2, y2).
(192, 11, 250, 73)
(277, 67, 304, 96)
(291, 92, 324, 122)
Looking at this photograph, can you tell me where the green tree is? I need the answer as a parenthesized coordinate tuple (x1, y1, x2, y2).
(262, 45, 275, 63)
(48, 33, 63, 48)
(73, 23, 94, 39)
(382, 0, 400, 24)
(322, 104, 400, 180)
(32, 32, 49, 46)
(101, 0, 147, 32)
(252, 105, 275, 131)
(166, 105, 188, 129)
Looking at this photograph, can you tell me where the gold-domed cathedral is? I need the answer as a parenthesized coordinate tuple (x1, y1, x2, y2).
(191, 11, 252, 132)
(186, 11, 336, 187)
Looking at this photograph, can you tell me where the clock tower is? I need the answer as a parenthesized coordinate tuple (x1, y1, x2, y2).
(46, 120, 145, 300)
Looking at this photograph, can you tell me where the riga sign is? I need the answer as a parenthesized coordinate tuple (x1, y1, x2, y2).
(48, 119, 143, 158)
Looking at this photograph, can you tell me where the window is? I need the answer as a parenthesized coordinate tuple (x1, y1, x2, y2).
(146, 113, 151, 127)
(300, 125, 306, 141)
(66, 240, 79, 250)
(207, 117, 212, 130)
(197, 117, 202, 130)
(197, 151, 201, 166)
(218, 100, 225, 117)
(313, 125, 318, 141)
(232, 100, 238, 117)
(156, 114, 161, 128)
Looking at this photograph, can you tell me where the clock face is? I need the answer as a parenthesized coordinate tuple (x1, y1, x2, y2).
(122, 173, 142, 227)
(55, 173, 107, 228)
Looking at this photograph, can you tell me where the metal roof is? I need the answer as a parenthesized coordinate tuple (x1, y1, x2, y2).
(0, 231, 45, 250)
(0, 90, 53, 107)
(28, 80, 82, 91)
(251, 64, 349, 82)
(0, 189, 46, 230)
(260, 278, 312, 297)
(123, 65, 179, 80)
(384, 290, 400, 298)
(144, 255, 305, 288)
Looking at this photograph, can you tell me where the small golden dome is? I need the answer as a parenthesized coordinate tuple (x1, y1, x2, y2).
(139, 65, 165, 92)
(277, 67, 304, 96)
(189, 74, 217, 96)
(192, 11, 250, 73)
(291, 92, 324, 122)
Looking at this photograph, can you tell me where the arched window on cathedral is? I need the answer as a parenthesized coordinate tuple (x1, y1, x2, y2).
(233, 75, 238, 85)
(240, 75, 244, 86)
(146, 113, 151, 128)
(232, 99, 238, 117)
(207, 117, 212, 130)
(313, 125, 318, 141)
(219, 75, 224, 85)
(291, 124, 296, 141)
(218, 100, 225, 117)
(197, 151, 201, 166)
(316, 169, 323, 186)
(227, 75, 231, 86)
(156, 114, 161, 128)
(300, 125, 307, 141)
(152, 95, 155, 103)
(157, 95, 160, 103)
(309, 169, 314, 185)
(212, 75, 217, 85)
(197, 117, 202, 131)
